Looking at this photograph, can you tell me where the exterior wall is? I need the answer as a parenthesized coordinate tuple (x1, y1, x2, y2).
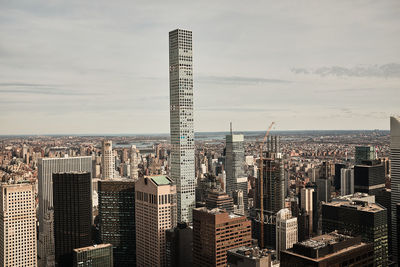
(193, 208, 252, 267)
(276, 209, 298, 259)
(101, 141, 114, 179)
(38, 156, 92, 267)
(135, 177, 176, 267)
(130, 145, 140, 180)
(322, 203, 388, 266)
(340, 168, 354, 196)
(53, 172, 92, 267)
(98, 180, 135, 267)
(169, 29, 195, 223)
(0, 183, 37, 267)
(391, 116, 400, 263)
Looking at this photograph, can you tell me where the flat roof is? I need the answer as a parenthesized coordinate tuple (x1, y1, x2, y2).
(324, 200, 385, 213)
(73, 243, 112, 253)
(150, 175, 172, 186)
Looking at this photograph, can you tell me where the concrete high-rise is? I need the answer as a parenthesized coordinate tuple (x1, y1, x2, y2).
(300, 187, 314, 237)
(340, 167, 354, 196)
(0, 183, 37, 267)
(193, 207, 252, 267)
(98, 179, 136, 267)
(391, 116, 400, 263)
(205, 189, 234, 214)
(276, 208, 298, 260)
(130, 145, 140, 181)
(225, 131, 248, 213)
(101, 140, 114, 179)
(135, 175, 177, 266)
(38, 156, 92, 267)
(53, 172, 92, 267)
(169, 29, 195, 223)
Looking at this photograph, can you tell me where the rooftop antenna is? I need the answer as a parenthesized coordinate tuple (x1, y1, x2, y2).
(230, 122, 233, 135)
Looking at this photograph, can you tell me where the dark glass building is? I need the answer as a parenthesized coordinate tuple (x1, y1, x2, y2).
(322, 199, 388, 266)
(98, 179, 135, 267)
(53, 172, 92, 267)
(354, 160, 385, 195)
(280, 232, 374, 267)
(166, 222, 193, 267)
(334, 163, 346, 191)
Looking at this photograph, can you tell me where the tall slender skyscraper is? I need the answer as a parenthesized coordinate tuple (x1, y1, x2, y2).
(169, 29, 195, 223)
(0, 183, 37, 267)
(101, 140, 114, 179)
(390, 116, 400, 263)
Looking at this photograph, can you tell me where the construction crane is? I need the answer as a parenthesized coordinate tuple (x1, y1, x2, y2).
(259, 121, 275, 249)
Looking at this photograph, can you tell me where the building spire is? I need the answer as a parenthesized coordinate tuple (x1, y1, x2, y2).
(230, 122, 233, 135)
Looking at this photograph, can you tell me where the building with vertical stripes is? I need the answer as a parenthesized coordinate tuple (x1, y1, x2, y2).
(135, 175, 177, 266)
(391, 116, 400, 263)
(169, 29, 195, 223)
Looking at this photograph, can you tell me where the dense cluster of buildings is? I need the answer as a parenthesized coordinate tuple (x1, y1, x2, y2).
(0, 28, 398, 267)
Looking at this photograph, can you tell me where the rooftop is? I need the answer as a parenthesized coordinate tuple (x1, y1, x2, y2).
(229, 246, 272, 259)
(323, 199, 385, 213)
(299, 232, 352, 249)
(73, 243, 112, 253)
(149, 175, 172, 186)
(195, 207, 242, 218)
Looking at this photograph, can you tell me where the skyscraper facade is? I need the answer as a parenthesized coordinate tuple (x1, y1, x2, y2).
(354, 160, 385, 195)
(38, 156, 92, 267)
(193, 207, 252, 267)
(340, 167, 354, 196)
(322, 199, 388, 266)
(53, 172, 92, 267)
(135, 175, 177, 266)
(355, 146, 376, 165)
(169, 29, 195, 223)
(391, 116, 400, 263)
(130, 145, 140, 181)
(225, 133, 248, 212)
(98, 179, 136, 267)
(101, 140, 114, 179)
(276, 208, 298, 260)
(0, 183, 37, 267)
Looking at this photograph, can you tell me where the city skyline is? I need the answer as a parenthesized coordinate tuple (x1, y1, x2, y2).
(1, 1, 400, 134)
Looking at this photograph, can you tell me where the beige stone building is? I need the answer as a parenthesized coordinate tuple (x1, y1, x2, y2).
(0, 183, 37, 267)
(135, 175, 176, 266)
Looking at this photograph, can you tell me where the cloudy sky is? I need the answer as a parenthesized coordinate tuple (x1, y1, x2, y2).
(1, 0, 399, 134)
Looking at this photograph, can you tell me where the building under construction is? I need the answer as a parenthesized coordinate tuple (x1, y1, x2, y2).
(251, 135, 285, 249)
